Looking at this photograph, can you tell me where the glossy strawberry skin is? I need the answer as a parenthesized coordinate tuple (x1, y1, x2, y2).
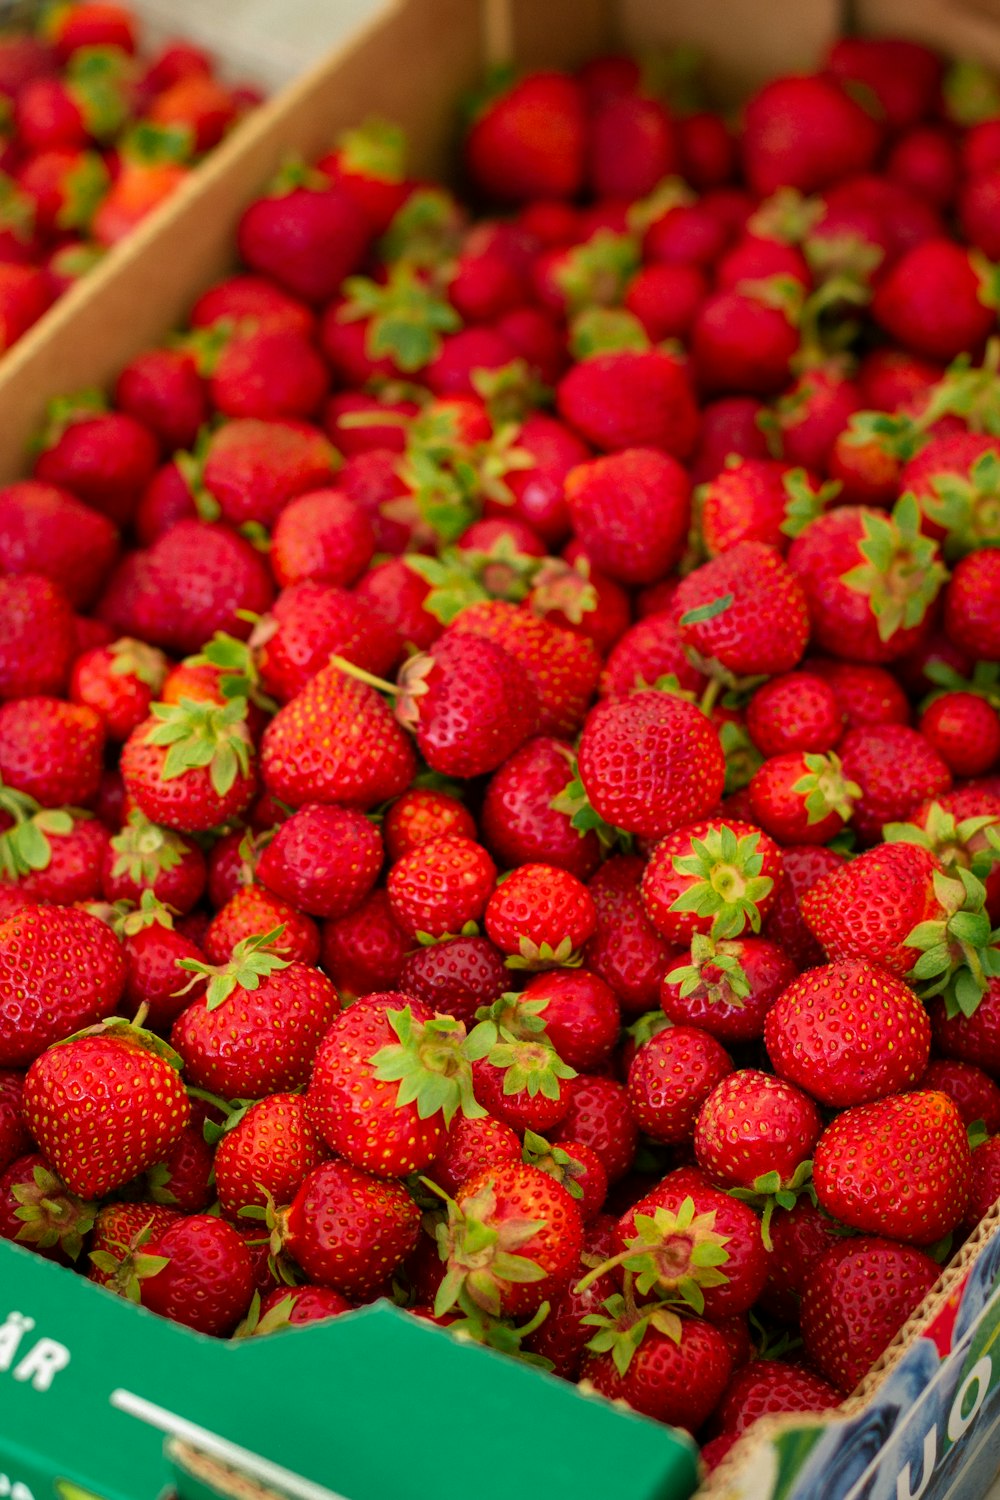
(281, 1158, 420, 1297)
(694, 1069, 822, 1190)
(484, 863, 596, 958)
(320, 889, 409, 998)
(214, 1092, 327, 1221)
(583, 1315, 733, 1432)
(257, 581, 401, 705)
(397, 935, 507, 1025)
(0, 575, 77, 702)
(140, 1214, 255, 1336)
(675, 542, 811, 679)
(627, 1025, 733, 1144)
(481, 736, 601, 880)
(801, 841, 941, 977)
(551, 1073, 638, 1182)
(204, 886, 320, 967)
(255, 803, 383, 920)
(465, 72, 587, 203)
(813, 1090, 971, 1244)
(660, 936, 796, 1044)
(0, 906, 126, 1067)
(0, 697, 104, 808)
(409, 632, 540, 780)
(714, 1359, 841, 1435)
(0, 1070, 30, 1174)
(454, 1159, 585, 1317)
(585, 855, 680, 1015)
(564, 447, 691, 585)
(838, 724, 951, 844)
(387, 835, 496, 940)
(424, 1112, 522, 1198)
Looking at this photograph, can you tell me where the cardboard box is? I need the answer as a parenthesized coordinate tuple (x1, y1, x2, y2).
(1, 2, 1000, 1498)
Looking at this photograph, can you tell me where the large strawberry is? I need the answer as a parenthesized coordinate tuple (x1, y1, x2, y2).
(674, 542, 810, 681)
(255, 803, 383, 920)
(214, 1092, 327, 1221)
(464, 72, 586, 203)
(276, 1158, 420, 1298)
(564, 448, 691, 586)
(136, 1214, 255, 1336)
(120, 697, 256, 833)
(236, 166, 370, 304)
(0, 904, 125, 1066)
(557, 352, 700, 459)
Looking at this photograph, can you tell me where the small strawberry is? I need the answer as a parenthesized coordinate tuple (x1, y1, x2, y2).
(627, 1024, 733, 1144)
(481, 737, 600, 880)
(564, 448, 691, 586)
(660, 935, 796, 1044)
(137, 1214, 255, 1336)
(745, 671, 844, 757)
(918, 1059, 1000, 1133)
(383, 787, 477, 862)
(838, 723, 952, 843)
(800, 1236, 940, 1393)
(1, 1153, 95, 1262)
(484, 863, 596, 968)
(246, 1284, 353, 1334)
(0, 903, 125, 1066)
(693, 1068, 821, 1196)
(256, 803, 383, 921)
(0, 794, 106, 905)
(398, 934, 507, 1025)
(214, 1092, 327, 1221)
(114, 346, 207, 453)
(748, 750, 860, 844)
(691, 282, 800, 397)
(813, 1090, 971, 1244)
(0, 696, 104, 810)
(584, 855, 681, 1015)
(276, 1158, 420, 1296)
(557, 352, 699, 459)
(0, 575, 76, 701)
(641, 819, 783, 948)
(316, 116, 409, 232)
(112, 895, 208, 1032)
(270, 489, 375, 590)
(387, 834, 496, 940)
(517, 968, 620, 1072)
(464, 72, 586, 204)
(70, 637, 167, 742)
(599, 611, 706, 701)
(425, 1111, 522, 1197)
(872, 240, 997, 362)
(34, 393, 158, 527)
(930, 976, 1000, 1079)
(920, 691, 1000, 778)
(86, 1201, 180, 1288)
(23, 1017, 190, 1198)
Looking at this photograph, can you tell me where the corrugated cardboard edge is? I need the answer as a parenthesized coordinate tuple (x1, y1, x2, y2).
(701, 1202, 1000, 1498)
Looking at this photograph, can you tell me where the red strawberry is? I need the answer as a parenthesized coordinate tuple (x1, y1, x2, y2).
(748, 750, 860, 844)
(214, 1092, 327, 1221)
(557, 352, 699, 459)
(0, 799, 107, 905)
(114, 899, 208, 1032)
(189, 273, 315, 337)
(741, 74, 881, 194)
(551, 1073, 637, 1182)
(713, 1360, 841, 1435)
(575, 690, 725, 839)
(641, 819, 783, 948)
(918, 1059, 1000, 1134)
(484, 862, 596, 967)
(674, 541, 810, 679)
(465, 72, 586, 203)
(388, 831, 499, 942)
(114, 346, 208, 453)
(944, 547, 1000, 660)
(698, 458, 804, 558)
(86, 1201, 181, 1288)
(321, 888, 409, 998)
(277, 1158, 420, 1296)
(0, 697, 104, 809)
(627, 1024, 732, 1144)
(383, 788, 477, 862)
(584, 855, 680, 1015)
(660, 935, 796, 1044)
(23, 1018, 190, 1197)
(582, 1309, 733, 1432)
(256, 804, 382, 921)
(814, 658, 910, 729)
(425, 1112, 521, 1197)
(0, 481, 119, 609)
(691, 285, 800, 397)
(202, 323, 329, 424)
(237, 174, 370, 304)
(837, 723, 951, 842)
(0, 575, 76, 701)
(1, 1153, 95, 1262)
(0, 904, 126, 1066)
(587, 93, 676, 198)
(171, 935, 340, 1098)
(599, 611, 706, 701)
(260, 662, 417, 810)
(270, 489, 374, 590)
(872, 240, 997, 362)
(813, 1090, 971, 1243)
(963, 1137, 1000, 1233)
(800, 1236, 939, 1393)
(693, 1068, 821, 1193)
(765, 960, 931, 1107)
(102, 810, 206, 912)
(0, 263, 51, 351)
(930, 977, 1000, 1078)
(398, 934, 507, 1025)
(518, 968, 620, 1072)
(249, 1284, 353, 1333)
(0, 1070, 29, 1174)
(34, 397, 158, 527)
(257, 582, 400, 705)
(480, 737, 597, 879)
(204, 886, 320, 967)
(564, 448, 691, 586)
(920, 692, 1000, 778)
(196, 418, 336, 530)
(138, 1214, 255, 1336)
(316, 117, 409, 233)
(70, 637, 167, 741)
(759, 1195, 846, 1321)
(746, 671, 844, 757)
(121, 698, 255, 834)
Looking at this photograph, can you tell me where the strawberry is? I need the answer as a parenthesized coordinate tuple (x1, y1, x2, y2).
(758, 1195, 846, 1321)
(140, 1118, 214, 1209)
(0, 480, 119, 609)
(837, 723, 951, 842)
(387, 835, 496, 940)
(0, 903, 126, 1066)
(944, 547, 1000, 660)
(425, 1112, 521, 1197)
(788, 501, 946, 663)
(691, 286, 800, 398)
(599, 611, 705, 701)
(742, 74, 881, 194)
(575, 690, 726, 839)
(581, 1306, 733, 1433)
(270, 489, 374, 590)
(660, 935, 796, 1044)
(136, 1214, 255, 1336)
(120, 698, 255, 834)
(398, 935, 506, 1025)
(204, 886, 320, 967)
(114, 346, 207, 453)
(814, 1090, 971, 1243)
(34, 396, 158, 527)
(256, 803, 382, 921)
(484, 863, 596, 967)
(86, 1201, 181, 1288)
(674, 542, 811, 680)
(257, 582, 401, 704)
(0, 696, 104, 809)
(564, 448, 690, 587)
(23, 1017, 190, 1198)
(189, 273, 315, 336)
(277, 1158, 420, 1296)
(929, 977, 1000, 1078)
(248, 1284, 353, 1333)
(1, 1153, 95, 1262)
(920, 691, 1000, 777)
(814, 658, 910, 729)
(434, 1159, 584, 1318)
(918, 1059, 1000, 1133)
(316, 117, 409, 233)
(641, 819, 783, 949)
(745, 671, 844, 757)
(517, 968, 620, 1072)
(698, 459, 804, 558)
(0, 798, 107, 905)
(102, 810, 206, 912)
(551, 1073, 637, 1183)
(194, 418, 336, 530)
(872, 240, 997, 362)
(963, 1137, 1000, 1233)
(0, 575, 76, 701)
(260, 662, 417, 810)
(321, 888, 409, 998)
(479, 738, 596, 879)
(464, 72, 586, 204)
(557, 351, 699, 460)
(585, 855, 683, 1015)
(748, 750, 860, 844)
(214, 1092, 327, 1220)
(627, 1022, 733, 1145)
(70, 637, 166, 742)
(171, 934, 340, 1097)
(200, 323, 328, 424)
(713, 1360, 841, 1435)
(693, 1068, 821, 1194)
(800, 1236, 940, 1393)
(384, 788, 476, 862)
(0, 1071, 29, 1174)
(237, 171, 370, 304)
(114, 899, 207, 1032)
(147, 72, 238, 151)
(765, 960, 931, 1107)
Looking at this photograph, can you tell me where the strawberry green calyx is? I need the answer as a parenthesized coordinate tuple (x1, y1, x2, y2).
(625, 1010, 670, 1051)
(0, 172, 36, 240)
(905, 867, 1000, 1017)
(191, 629, 277, 713)
(719, 718, 763, 795)
(340, 263, 461, 372)
(108, 637, 168, 691)
(120, 120, 195, 167)
(668, 933, 751, 1008)
(62, 1013, 186, 1072)
(779, 469, 842, 539)
(737, 274, 805, 323)
(172, 321, 234, 377)
(397, 406, 531, 543)
(109, 809, 185, 886)
(176, 926, 291, 1011)
(507, 935, 585, 972)
(578, 1198, 731, 1318)
(439, 1301, 553, 1367)
(413, 920, 481, 946)
(729, 1161, 816, 1251)
(68, 46, 133, 141)
(944, 58, 1000, 125)
(626, 176, 694, 236)
(669, 825, 774, 941)
(475, 992, 550, 1041)
(370, 1005, 489, 1125)
(337, 117, 407, 181)
(554, 230, 641, 316)
(884, 801, 1000, 886)
(267, 153, 330, 196)
(88, 1218, 171, 1303)
(0, 783, 74, 879)
(404, 536, 540, 624)
(37, 387, 106, 451)
(925, 658, 1000, 709)
(748, 188, 824, 246)
(792, 751, 862, 825)
(430, 1177, 548, 1319)
(521, 1130, 585, 1202)
(570, 307, 650, 360)
(529, 557, 598, 624)
(378, 187, 466, 268)
(840, 493, 947, 644)
(583, 1291, 689, 1375)
(679, 593, 733, 628)
(12, 1163, 96, 1262)
(143, 695, 253, 796)
(473, 1015, 577, 1099)
(60, 151, 111, 232)
(471, 359, 550, 426)
(175, 427, 222, 522)
(973, 250, 1000, 314)
(551, 765, 629, 853)
(923, 450, 1000, 558)
(108, 889, 175, 940)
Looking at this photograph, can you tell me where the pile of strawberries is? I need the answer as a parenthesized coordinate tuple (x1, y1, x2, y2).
(4, 27, 1000, 1472)
(0, 0, 257, 352)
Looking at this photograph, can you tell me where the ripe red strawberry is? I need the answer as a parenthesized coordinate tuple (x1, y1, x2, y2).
(814, 658, 910, 729)
(963, 1137, 1000, 1233)
(137, 1214, 255, 1336)
(765, 960, 931, 1107)
(759, 1195, 846, 1322)
(814, 1090, 971, 1243)
(745, 672, 844, 757)
(674, 542, 810, 680)
(321, 888, 409, 998)
(425, 1112, 522, 1197)
(204, 886, 320, 966)
(481, 737, 601, 880)
(102, 810, 206, 913)
(557, 352, 699, 459)
(0, 1071, 29, 1174)
(315, 117, 409, 232)
(256, 582, 401, 705)
(192, 418, 337, 531)
(0, 904, 126, 1065)
(551, 1073, 637, 1182)
(517, 969, 620, 1072)
(587, 92, 676, 198)
(0, 575, 76, 701)
(465, 72, 586, 203)
(250, 1284, 353, 1333)
(800, 1236, 940, 1393)
(23, 1018, 190, 1197)
(0, 481, 119, 609)
(121, 698, 255, 834)
(201, 323, 329, 424)
(383, 788, 477, 862)
(741, 74, 880, 194)
(436, 1159, 584, 1317)
(918, 1059, 1000, 1134)
(387, 835, 496, 940)
(70, 637, 167, 741)
(698, 458, 805, 558)
(398, 934, 507, 1025)
(930, 977, 1000, 1078)
(564, 448, 691, 586)
(260, 662, 417, 810)
(872, 240, 997, 361)
(1, 1152, 95, 1262)
(114, 899, 208, 1032)
(920, 692, 1000, 778)
(641, 819, 783, 948)
(694, 1068, 821, 1193)
(0, 696, 104, 810)
(86, 1202, 181, 1289)
(484, 862, 596, 966)
(237, 174, 370, 304)
(575, 690, 726, 839)
(584, 855, 680, 1015)
(713, 1360, 841, 1435)
(837, 724, 951, 843)
(270, 489, 374, 590)
(599, 611, 705, 701)
(627, 1024, 732, 1144)
(214, 1092, 327, 1220)
(0, 798, 107, 905)
(944, 547, 1000, 661)
(582, 1310, 733, 1432)
(171, 936, 340, 1098)
(660, 935, 796, 1044)
(277, 1158, 420, 1296)
(255, 804, 382, 921)
(748, 750, 860, 844)
(691, 284, 800, 398)
(33, 399, 158, 527)
(114, 347, 208, 453)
